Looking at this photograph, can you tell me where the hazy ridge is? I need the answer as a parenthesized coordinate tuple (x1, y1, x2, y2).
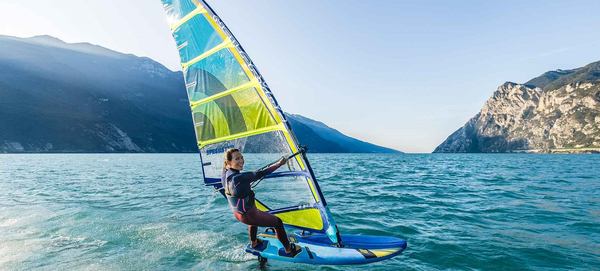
(0, 35, 399, 153)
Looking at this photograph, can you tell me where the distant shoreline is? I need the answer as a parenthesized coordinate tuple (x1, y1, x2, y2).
(0, 151, 597, 154)
(509, 148, 600, 154)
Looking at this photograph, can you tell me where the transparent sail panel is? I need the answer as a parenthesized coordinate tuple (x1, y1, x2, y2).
(200, 129, 318, 229)
(200, 130, 298, 179)
(253, 175, 316, 210)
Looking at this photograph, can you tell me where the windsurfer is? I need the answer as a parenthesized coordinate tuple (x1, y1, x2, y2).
(222, 148, 302, 257)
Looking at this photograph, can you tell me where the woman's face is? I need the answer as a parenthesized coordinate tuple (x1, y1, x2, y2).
(228, 151, 244, 170)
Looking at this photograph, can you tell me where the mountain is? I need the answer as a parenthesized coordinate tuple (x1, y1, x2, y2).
(286, 114, 398, 153)
(434, 61, 600, 153)
(0, 35, 192, 153)
(0, 35, 399, 153)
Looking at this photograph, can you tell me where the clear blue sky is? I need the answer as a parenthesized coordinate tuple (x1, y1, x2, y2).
(1, 0, 599, 152)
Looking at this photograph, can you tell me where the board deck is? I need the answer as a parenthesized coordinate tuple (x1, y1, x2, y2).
(245, 231, 407, 265)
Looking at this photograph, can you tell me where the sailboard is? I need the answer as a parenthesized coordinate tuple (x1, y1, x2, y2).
(160, 0, 406, 265)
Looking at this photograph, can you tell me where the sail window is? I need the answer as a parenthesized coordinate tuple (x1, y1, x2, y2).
(200, 130, 298, 179)
(253, 174, 316, 210)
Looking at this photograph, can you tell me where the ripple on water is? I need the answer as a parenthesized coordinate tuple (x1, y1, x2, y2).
(1, 153, 599, 270)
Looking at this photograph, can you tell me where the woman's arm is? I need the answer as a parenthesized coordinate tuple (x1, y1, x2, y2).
(254, 157, 288, 180)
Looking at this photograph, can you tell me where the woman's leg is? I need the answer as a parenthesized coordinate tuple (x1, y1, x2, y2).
(236, 208, 291, 250)
(248, 225, 258, 243)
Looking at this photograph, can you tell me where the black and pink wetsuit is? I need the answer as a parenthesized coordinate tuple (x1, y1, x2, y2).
(222, 164, 291, 249)
(222, 165, 277, 214)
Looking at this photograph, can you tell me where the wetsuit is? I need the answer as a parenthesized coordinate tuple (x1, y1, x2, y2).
(222, 164, 291, 249)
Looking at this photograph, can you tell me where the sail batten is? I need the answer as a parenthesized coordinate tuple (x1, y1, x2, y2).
(161, 0, 340, 244)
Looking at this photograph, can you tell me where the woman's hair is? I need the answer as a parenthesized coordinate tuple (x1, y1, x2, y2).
(223, 148, 240, 171)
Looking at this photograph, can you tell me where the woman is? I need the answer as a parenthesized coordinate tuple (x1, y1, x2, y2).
(222, 148, 302, 257)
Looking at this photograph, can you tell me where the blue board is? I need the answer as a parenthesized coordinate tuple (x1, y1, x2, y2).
(245, 231, 407, 265)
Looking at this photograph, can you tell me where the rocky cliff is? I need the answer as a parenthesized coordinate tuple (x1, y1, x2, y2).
(434, 61, 600, 153)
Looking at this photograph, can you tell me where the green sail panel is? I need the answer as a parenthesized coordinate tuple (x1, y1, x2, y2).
(161, 0, 339, 242)
(191, 87, 277, 142)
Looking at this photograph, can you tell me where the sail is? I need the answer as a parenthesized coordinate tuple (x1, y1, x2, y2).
(161, 0, 340, 243)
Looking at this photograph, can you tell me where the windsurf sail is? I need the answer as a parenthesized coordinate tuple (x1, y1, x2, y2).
(161, 0, 341, 244)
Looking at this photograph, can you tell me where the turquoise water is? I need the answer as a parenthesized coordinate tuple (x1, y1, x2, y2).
(1, 154, 599, 270)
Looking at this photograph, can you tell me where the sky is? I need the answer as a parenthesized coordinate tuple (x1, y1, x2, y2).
(1, 0, 600, 153)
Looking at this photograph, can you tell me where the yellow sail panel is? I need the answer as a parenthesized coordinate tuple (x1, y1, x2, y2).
(274, 208, 324, 231)
(254, 200, 323, 231)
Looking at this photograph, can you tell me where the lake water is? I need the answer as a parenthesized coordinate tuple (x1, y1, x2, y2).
(1, 154, 599, 270)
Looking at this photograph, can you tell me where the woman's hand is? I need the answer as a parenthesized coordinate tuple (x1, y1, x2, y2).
(277, 156, 288, 166)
